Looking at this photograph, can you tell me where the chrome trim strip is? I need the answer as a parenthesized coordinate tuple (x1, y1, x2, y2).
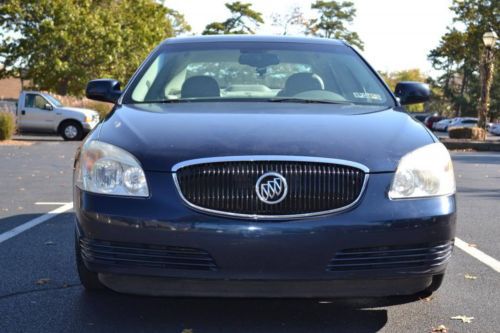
(172, 155, 370, 173)
(171, 155, 370, 220)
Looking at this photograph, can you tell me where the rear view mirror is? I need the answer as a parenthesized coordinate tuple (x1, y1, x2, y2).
(86, 79, 122, 104)
(239, 52, 280, 68)
(394, 82, 430, 105)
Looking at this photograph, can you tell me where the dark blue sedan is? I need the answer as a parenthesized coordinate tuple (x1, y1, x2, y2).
(74, 35, 456, 299)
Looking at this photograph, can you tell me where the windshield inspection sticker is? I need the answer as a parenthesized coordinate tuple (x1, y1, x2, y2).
(353, 92, 382, 100)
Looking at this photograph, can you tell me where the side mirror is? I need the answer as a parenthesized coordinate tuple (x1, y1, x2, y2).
(86, 79, 122, 104)
(44, 103, 53, 111)
(394, 81, 430, 105)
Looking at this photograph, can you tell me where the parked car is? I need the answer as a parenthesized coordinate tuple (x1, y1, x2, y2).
(489, 123, 500, 136)
(424, 115, 446, 130)
(74, 35, 456, 300)
(15, 91, 99, 140)
(447, 117, 478, 131)
(434, 118, 454, 131)
(412, 113, 429, 123)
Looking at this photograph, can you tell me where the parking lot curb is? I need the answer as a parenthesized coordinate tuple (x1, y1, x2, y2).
(440, 138, 500, 151)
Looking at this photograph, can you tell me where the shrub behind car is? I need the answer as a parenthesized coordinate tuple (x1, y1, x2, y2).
(0, 110, 16, 141)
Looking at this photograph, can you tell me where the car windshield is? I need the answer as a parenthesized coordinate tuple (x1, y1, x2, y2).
(43, 94, 63, 107)
(125, 42, 394, 107)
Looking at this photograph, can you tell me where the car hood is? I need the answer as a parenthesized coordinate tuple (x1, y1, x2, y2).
(97, 102, 435, 173)
(61, 107, 99, 117)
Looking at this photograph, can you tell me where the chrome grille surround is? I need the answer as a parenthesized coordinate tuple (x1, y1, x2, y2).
(172, 156, 369, 220)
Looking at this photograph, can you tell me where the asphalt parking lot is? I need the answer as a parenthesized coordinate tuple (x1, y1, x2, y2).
(0, 138, 499, 333)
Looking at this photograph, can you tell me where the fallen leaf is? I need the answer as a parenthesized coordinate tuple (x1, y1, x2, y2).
(36, 278, 50, 285)
(422, 296, 434, 302)
(181, 330, 193, 333)
(464, 274, 477, 280)
(451, 315, 474, 323)
(432, 324, 448, 332)
(468, 243, 477, 248)
(319, 301, 332, 304)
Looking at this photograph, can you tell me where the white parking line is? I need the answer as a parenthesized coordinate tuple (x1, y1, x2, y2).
(0, 202, 73, 244)
(455, 237, 500, 273)
(35, 202, 69, 205)
(35, 201, 67, 206)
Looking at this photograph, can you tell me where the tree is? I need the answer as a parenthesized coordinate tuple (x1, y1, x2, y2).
(0, 0, 177, 96)
(379, 69, 428, 112)
(271, 6, 306, 35)
(165, 7, 192, 35)
(428, 0, 499, 120)
(305, 0, 363, 50)
(202, 2, 264, 35)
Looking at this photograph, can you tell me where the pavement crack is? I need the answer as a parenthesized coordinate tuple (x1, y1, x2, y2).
(0, 283, 81, 301)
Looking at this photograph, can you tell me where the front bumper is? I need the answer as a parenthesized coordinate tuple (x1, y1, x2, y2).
(74, 171, 456, 297)
(82, 120, 99, 132)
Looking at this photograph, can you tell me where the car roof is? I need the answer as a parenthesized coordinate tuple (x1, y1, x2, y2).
(161, 35, 347, 47)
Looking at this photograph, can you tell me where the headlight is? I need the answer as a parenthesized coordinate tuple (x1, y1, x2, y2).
(76, 140, 149, 197)
(389, 143, 455, 199)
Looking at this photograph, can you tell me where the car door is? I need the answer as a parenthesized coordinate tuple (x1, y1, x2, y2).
(19, 94, 56, 132)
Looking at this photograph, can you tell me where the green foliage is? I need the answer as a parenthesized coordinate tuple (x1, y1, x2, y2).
(379, 69, 428, 112)
(0, 111, 16, 140)
(0, 0, 176, 96)
(428, 0, 499, 119)
(306, 0, 363, 50)
(202, 2, 264, 35)
(165, 7, 192, 35)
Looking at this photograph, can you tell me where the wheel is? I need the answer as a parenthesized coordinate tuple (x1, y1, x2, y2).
(60, 121, 83, 141)
(75, 234, 105, 290)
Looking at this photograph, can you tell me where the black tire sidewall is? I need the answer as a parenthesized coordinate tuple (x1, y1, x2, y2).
(61, 122, 83, 141)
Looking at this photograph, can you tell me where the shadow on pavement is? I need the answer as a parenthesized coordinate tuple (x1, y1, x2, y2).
(74, 291, 389, 332)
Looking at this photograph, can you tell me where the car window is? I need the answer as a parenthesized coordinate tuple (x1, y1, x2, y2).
(127, 42, 393, 107)
(44, 94, 63, 107)
(25, 94, 48, 109)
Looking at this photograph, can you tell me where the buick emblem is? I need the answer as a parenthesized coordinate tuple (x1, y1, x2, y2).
(255, 172, 288, 204)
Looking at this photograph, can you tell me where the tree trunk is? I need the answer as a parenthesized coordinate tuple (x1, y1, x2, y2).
(478, 47, 495, 132)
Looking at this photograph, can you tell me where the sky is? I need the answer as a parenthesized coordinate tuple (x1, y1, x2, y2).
(166, 0, 455, 76)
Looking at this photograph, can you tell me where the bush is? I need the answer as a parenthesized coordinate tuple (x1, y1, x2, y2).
(0, 111, 16, 141)
(84, 101, 113, 120)
(448, 127, 487, 140)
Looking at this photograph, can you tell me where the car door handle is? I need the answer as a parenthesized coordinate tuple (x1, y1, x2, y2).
(21, 110, 26, 115)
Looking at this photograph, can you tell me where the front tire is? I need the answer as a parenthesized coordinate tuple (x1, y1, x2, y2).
(60, 121, 83, 141)
(75, 234, 105, 291)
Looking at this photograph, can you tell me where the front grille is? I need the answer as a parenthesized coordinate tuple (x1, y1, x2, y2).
(174, 159, 367, 217)
(326, 241, 453, 271)
(80, 238, 218, 271)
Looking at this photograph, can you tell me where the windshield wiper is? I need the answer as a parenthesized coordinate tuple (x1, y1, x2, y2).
(267, 98, 353, 105)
